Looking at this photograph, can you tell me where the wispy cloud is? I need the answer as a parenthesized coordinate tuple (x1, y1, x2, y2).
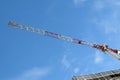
(73, 0, 86, 6)
(99, 20, 118, 34)
(94, 51, 104, 64)
(93, 0, 120, 10)
(61, 55, 71, 69)
(73, 67, 79, 73)
(108, 0, 120, 7)
(73, 0, 120, 34)
(94, 14, 120, 34)
(92, 0, 120, 34)
(10, 67, 50, 80)
(93, 0, 105, 10)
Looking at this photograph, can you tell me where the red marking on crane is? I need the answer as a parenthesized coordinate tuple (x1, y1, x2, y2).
(8, 21, 120, 61)
(45, 31, 59, 39)
(108, 48, 118, 54)
(73, 38, 81, 44)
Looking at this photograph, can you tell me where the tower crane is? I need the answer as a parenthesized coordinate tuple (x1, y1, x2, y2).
(8, 21, 120, 61)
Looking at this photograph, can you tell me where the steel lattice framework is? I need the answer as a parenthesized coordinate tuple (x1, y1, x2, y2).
(73, 69, 120, 80)
(8, 21, 120, 61)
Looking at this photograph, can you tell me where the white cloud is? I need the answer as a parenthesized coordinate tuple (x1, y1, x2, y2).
(93, 0, 105, 10)
(10, 67, 50, 80)
(92, 0, 120, 34)
(74, 67, 79, 73)
(94, 51, 104, 64)
(92, 0, 120, 12)
(73, 0, 86, 6)
(93, 15, 120, 35)
(61, 55, 71, 69)
(99, 20, 118, 34)
(94, 13, 120, 34)
(73, 0, 120, 34)
(115, 1, 120, 6)
(108, 0, 120, 6)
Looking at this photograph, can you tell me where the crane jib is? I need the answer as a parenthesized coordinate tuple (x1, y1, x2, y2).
(8, 21, 120, 61)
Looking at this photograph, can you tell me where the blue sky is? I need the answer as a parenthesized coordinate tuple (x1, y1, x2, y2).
(1, 0, 120, 80)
